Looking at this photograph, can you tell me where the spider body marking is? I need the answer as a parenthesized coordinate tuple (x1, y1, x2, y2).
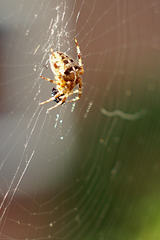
(39, 38, 84, 111)
(51, 87, 64, 104)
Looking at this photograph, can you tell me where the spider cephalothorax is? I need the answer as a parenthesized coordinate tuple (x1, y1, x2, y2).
(39, 38, 84, 111)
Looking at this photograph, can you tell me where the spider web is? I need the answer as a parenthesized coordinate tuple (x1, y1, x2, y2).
(0, 0, 160, 239)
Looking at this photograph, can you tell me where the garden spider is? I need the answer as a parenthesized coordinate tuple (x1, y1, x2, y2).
(39, 38, 84, 111)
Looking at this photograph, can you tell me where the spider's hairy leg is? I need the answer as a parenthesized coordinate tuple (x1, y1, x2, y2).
(47, 97, 67, 112)
(40, 76, 57, 84)
(78, 77, 82, 98)
(39, 91, 63, 105)
(74, 37, 83, 67)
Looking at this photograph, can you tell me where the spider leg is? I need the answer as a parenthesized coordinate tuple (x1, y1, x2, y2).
(47, 97, 67, 111)
(78, 77, 82, 98)
(67, 77, 82, 103)
(40, 75, 57, 84)
(74, 38, 84, 75)
(70, 89, 79, 95)
(39, 92, 63, 105)
(74, 38, 82, 67)
(67, 97, 79, 103)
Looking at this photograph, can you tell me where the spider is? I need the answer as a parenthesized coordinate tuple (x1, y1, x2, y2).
(39, 38, 84, 111)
